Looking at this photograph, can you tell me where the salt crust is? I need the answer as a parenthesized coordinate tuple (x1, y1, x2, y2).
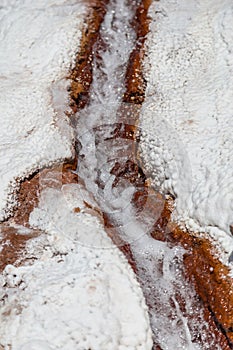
(0, 0, 86, 220)
(140, 0, 233, 268)
(0, 184, 153, 349)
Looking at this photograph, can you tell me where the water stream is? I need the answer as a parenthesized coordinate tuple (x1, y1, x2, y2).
(74, 0, 222, 348)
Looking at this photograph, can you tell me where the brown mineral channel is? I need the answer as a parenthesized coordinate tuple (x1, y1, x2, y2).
(69, 0, 109, 112)
(122, 0, 233, 348)
(123, 0, 151, 104)
(1, 0, 232, 348)
(69, 0, 233, 347)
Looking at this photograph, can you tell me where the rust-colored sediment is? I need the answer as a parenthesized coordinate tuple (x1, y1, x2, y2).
(69, 0, 109, 112)
(12, 157, 78, 228)
(123, 0, 151, 104)
(0, 157, 79, 272)
(176, 226, 233, 344)
(0, 224, 38, 273)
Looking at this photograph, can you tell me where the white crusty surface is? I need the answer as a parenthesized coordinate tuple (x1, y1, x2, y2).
(0, 0, 86, 220)
(140, 0, 233, 265)
(0, 184, 153, 350)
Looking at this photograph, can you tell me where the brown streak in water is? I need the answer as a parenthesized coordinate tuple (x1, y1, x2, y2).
(69, 0, 109, 112)
(123, 0, 152, 104)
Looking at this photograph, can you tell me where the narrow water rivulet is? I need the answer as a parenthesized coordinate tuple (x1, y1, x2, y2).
(74, 1, 223, 348)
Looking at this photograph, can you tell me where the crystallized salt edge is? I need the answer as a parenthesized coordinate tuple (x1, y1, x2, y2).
(140, 0, 233, 273)
(0, 0, 86, 220)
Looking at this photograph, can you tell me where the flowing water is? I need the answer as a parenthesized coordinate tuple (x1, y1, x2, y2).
(74, 0, 223, 348)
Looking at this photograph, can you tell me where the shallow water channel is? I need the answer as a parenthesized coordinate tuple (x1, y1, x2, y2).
(74, 0, 222, 348)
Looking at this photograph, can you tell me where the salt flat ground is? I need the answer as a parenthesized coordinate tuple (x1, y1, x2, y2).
(140, 0, 233, 266)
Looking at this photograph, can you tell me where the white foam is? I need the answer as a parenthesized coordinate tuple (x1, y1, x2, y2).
(140, 0, 233, 266)
(0, 0, 86, 219)
(114, 226, 220, 349)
